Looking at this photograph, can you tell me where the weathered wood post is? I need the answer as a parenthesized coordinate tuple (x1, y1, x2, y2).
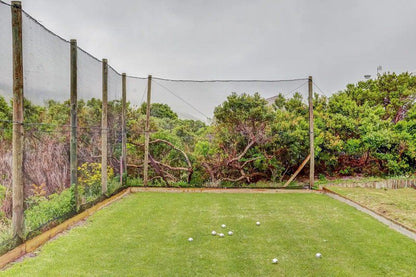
(143, 75, 152, 186)
(70, 39, 78, 210)
(101, 59, 108, 194)
(308, 76, 315, 189)
(121, 73, 127, 185)
(11, 0, 24, 242)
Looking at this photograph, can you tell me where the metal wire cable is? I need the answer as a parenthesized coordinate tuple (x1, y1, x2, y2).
(0, 119, 121, 133)
(126, 75, 147, 80)
(139, 83, 148, 105)
(0, 0, 10, 7)
(11, 1, 126, 75)
(21, 9, 69, 44)
(286, 81, 308, 95)
(152, 79, 210, 120)
(108, 64, 122, 77)
(152, 76, 308, 83)
(312, 81, 329, 96)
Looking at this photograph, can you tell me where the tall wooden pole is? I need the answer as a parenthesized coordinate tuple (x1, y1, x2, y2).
(143, 75, 152, 186)
(121, 73, 127, 185)
(308, 76, 314, 189)
(101, 59, 108, 194)
(11, 1, 24, 242)
(70, 39, 78, 210)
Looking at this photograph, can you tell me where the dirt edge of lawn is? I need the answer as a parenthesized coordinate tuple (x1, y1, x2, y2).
(322, 187, 416, 241)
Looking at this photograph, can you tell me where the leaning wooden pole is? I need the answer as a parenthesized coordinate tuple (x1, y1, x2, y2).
(143, 75, 152, 186)
(101, 59, 108, 194)
(70, 39, 78, 210)
(121, 73, 127, 183)
(11, 1, 24, 243)
(283, 154, 311, 187)
(308, 76, 315, 189)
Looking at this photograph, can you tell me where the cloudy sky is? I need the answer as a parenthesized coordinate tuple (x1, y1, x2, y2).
(1, 0, 416, 104)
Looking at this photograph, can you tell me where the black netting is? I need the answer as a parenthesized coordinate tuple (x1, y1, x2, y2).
(0, 1, 12, 102)
(77, 48, 103, 206)
(107, 66, 123, 194)
(125, 76, 147, 186)
(0, 1, 13, 249)
(140, 77, 310, 188)
(21, 10, 73, 240)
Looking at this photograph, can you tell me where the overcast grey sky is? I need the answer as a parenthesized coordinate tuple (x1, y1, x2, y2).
(2, 0, 416, 98)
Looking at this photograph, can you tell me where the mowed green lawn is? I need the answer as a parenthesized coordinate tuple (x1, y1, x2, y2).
(3, 192, 416, 276)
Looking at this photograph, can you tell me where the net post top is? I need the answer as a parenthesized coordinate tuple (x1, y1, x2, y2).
(11, 1, 21, 8)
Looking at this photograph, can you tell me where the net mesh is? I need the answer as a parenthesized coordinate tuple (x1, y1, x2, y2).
(107, 66, 123, 194)
(125, 76, 147, 185)
(77, 48, 103, 206)
(0, 1, 13, 251)
(137, 77, 311, 188)
(21, 10, 73, 240)
(0, 1, 12, 101)
(0, 2, 130, 252)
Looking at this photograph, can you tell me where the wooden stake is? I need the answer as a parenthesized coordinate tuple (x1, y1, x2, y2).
(11, 0, 24, 243)
(70, 39, 78, 210)
(121, 73, 127, 184)
(308, 76, 315, 189)
(101, 59, 108, 194)
(143, 75, 152, 186)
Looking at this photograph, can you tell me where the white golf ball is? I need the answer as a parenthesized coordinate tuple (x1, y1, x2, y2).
(221, 224, 226, 228)
(272, 258, 278, 264)
(256, 221, 261, 226)
(211, 231, 217, 236)
(315, 253, 322, 258)
(228, 231, 233, 236)
(219, 233, 225, 238)
(188, 237, 193, 242)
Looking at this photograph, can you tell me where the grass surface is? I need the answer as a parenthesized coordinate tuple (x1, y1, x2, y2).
(3, 192, 416, 276)
(329, 186, 416, 230)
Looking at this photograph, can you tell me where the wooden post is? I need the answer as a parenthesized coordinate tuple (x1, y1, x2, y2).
(308, 76, 314, 189)
(143, 75, 152, 186)
(70, 39, 78, 210)
(101, 59, 108, 194)
(121, 73, 127, 185)
(11, 1, 24, 242)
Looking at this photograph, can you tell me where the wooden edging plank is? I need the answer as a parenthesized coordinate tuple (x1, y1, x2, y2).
(0, 245, 25, 269)
(322, 187, 416, 241)
(0, 188, 131, 269)
(129, 187, 320, 194)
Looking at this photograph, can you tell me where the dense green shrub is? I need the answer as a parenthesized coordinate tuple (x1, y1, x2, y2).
(24, 188, 74, 235)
